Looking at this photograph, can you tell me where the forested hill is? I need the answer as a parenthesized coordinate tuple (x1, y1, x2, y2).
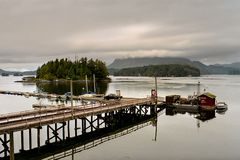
(108, 57, 240, 75)
(36, 58, 109, 80)
(114, 64, 200, 77)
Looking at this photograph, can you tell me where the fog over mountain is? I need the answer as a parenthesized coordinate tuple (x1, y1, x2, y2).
(0, 0, 240, 70)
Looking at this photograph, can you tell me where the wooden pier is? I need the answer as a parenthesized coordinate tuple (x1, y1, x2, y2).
(0, 91, 161, 160)
(0, 98, 153, 134)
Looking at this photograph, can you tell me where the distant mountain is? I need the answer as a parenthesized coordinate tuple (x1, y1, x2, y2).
(108, 57, 240, 75)
(0, 69, 4, 73)
(222, 62, 240, 70)
(108, 57, 193, 69)
(0, 69, 36, 76)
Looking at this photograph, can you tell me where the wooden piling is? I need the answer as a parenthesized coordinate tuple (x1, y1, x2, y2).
(9, 131, 14, 160)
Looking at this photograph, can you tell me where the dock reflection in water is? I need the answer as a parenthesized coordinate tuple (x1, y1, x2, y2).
(1, 105, 226, 160)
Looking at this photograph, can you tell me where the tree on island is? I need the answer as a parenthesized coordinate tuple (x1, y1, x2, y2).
(36, 58, 109, 80)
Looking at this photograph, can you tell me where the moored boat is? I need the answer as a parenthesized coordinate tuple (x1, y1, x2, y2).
(216, 102, 228, 110)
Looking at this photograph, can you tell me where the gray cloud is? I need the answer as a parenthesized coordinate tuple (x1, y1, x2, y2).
(0, 0, 240, 70)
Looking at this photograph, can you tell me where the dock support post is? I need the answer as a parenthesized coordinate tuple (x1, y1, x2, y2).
(29, 129, 32, 149)
(63, 122, 65, 140)
(20, 131, 24, 151)
(130, 107, 136, 114)
(9, 131, 14, 160)
(3, 134, 8, 157)
(82, 118, 86, 134)
(37, 127, 41, 149)
(46, 125, 49, 144)
(67, 121, 70, 138)
(75, 119, 77, 137)
(91, 116, 93, 132)
(55, 123, 58, 142)
(104, 113, 107, 127)
(97, 115, 100, 129)
(150, 107, 156, 115)
(139, 106, 142, 116)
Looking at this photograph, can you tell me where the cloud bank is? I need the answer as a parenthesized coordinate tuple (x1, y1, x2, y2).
(0, 0, 239, 70)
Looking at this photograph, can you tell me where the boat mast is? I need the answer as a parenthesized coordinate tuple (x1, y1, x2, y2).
(197, 81, 200, 96)
(85, 75, 88, 93)
(93, 74, 96, 93)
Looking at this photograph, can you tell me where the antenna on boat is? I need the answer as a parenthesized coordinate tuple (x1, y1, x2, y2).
(197, 81, 200, 96)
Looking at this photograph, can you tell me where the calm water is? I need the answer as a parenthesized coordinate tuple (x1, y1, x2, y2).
(0, 75, 240, 160)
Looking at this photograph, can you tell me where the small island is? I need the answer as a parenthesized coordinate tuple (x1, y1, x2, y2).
(36, 58, 109, 81)
(113, 64, 200, 77)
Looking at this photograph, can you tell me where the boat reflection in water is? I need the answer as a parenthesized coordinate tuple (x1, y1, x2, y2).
(165, 106, 226, 128)
(216, 107, 228, 115)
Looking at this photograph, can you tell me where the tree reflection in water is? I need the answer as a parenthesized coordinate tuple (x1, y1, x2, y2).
(36, 80, 109, 95)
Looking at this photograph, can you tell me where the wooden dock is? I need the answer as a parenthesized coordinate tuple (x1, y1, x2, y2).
(0, 89, 162, 159)
(0, 98, 153, 135)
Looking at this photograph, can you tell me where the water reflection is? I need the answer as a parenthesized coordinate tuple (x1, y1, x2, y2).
(165, 107, 217, 128)
(36, 81, 109, 95)
(216, 108, 228, 115)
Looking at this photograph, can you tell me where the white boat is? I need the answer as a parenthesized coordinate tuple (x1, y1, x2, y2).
(216, 102, 228, 110)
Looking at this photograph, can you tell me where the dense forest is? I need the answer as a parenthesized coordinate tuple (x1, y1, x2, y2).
(114, 64, 200, 77)
(36, 58, 109, 80)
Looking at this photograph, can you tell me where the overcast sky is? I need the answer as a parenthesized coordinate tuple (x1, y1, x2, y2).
(0, 0, 240, 71)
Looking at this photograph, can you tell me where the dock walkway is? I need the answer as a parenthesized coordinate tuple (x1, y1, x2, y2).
(0, 98, 152, 135)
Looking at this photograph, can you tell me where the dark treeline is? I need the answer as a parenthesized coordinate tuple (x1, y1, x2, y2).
(36, 58, 109, 80)
(114, 64, 200, 77)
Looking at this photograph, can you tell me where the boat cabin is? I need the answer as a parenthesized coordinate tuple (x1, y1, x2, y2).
(198, 92, 216, 106)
